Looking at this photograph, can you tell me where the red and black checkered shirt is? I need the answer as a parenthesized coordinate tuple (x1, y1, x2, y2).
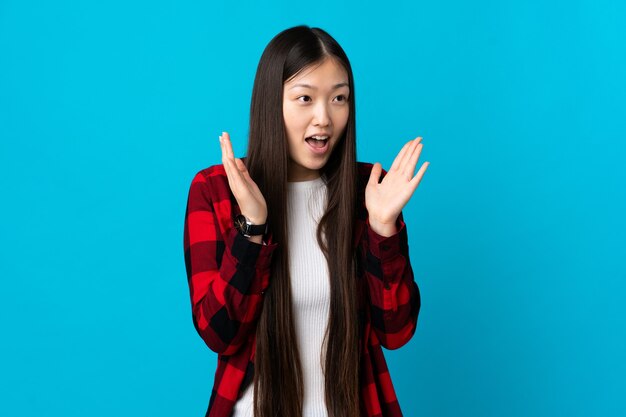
(183, 160, 420, 417)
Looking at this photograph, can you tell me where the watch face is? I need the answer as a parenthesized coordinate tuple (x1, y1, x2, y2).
(234, 214, 248, 233)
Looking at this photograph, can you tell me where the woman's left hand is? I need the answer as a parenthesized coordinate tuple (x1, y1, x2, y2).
(365, 137, 429, 235)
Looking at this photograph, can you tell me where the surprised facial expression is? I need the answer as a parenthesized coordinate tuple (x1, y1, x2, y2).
(282, 57, 350, 182)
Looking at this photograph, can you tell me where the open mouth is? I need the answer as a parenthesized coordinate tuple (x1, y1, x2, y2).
(305, 135, 329, 148)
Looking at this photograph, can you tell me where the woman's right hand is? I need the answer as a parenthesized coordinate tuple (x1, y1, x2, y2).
(219, 131, 268, 225)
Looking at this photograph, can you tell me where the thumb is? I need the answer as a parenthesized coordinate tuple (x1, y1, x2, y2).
(235, 158, 248, 173)
(235, 158, 254, 182)
(368, 162, 382, 187)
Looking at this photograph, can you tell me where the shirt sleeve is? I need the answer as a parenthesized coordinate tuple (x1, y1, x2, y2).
(361, 210, 421, 350)
(183, 171, 278, 356)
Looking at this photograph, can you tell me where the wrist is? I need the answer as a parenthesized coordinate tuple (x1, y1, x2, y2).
(368, 217, 398, 237)
(242, 214, 266, 225)
(234, 213, 268, 239)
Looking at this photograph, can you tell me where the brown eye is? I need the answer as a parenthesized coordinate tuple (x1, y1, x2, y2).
(335, 95, 347, 102)
(297, 95, 312, 103)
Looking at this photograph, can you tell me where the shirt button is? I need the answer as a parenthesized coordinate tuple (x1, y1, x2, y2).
(384, 282, 391, 290)
(381, 244, 390, 251)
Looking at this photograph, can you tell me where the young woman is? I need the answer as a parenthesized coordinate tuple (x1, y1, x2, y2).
(183, 25, 429, 417)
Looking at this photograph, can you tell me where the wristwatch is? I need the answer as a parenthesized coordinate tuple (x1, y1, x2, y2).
(234, 214, 268, 238)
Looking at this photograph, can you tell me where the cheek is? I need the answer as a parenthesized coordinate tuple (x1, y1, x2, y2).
(333, 107, 350, 129)
(284, 106, 307, 132)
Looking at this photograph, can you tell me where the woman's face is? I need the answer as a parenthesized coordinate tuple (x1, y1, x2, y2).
(283, 57, 350, 182)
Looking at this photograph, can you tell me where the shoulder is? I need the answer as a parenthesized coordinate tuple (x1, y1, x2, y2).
(192, 156, 251, 189)
(356, 161, 388, 188)
(188, 163, 230, 203)
(357, 160, 389, 175)
(193, 163, 227, 182)
(357, 161, 374, 176)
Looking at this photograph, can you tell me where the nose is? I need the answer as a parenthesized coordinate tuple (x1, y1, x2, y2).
(312, 101, 331, 127)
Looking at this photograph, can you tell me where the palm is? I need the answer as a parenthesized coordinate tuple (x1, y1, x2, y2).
(240, 170, 267, 214)
(220, 131, 267, 223)
(365, 137, 429, 225)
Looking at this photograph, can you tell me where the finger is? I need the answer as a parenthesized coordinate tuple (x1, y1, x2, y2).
(390, 137, 421, 172)
(221, 132, 240, 181)
(402, 142, 423, 179)
(220, 132, 233, 164)
(220, 135, 239, 180)
(220, 134, 233, 168)
(235, 158, 253, 181)
(409, 161, 429, 189)
(236, 158, 263, 196)
(368, 162, 383, 187)
(235, 157, 246, 173)
(389, 140, 412, 172)
(222, 131, 235, 160)
(224, 155, 245, 191)
(220, 134, 232, 175)
(398, 137, 422, 175)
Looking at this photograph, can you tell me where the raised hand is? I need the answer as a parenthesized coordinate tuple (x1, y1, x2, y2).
(365, 137, 429, 236)
(219, 131, 267, 225)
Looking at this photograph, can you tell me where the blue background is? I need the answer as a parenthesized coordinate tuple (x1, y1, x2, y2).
(1, 1, 625, 416)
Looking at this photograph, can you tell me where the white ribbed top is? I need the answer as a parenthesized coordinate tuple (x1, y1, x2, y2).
(231, 175, 330, 417)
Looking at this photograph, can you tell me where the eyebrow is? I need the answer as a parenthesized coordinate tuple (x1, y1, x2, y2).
(289, 82, 349, 90)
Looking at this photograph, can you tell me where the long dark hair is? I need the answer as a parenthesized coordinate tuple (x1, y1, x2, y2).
(245, 25, 360, 417)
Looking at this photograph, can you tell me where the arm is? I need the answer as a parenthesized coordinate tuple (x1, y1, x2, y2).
(183, 171, 277, 356)
(360, 210, 420, 350)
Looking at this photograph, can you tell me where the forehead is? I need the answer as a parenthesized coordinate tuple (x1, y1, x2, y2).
(285, 58, 349, 87)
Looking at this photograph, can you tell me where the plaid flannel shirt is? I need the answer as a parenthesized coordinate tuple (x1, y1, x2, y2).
(183, 160, 420, 417)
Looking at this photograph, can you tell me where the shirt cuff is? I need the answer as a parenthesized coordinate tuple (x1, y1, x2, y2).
(225, 227, 278, 268)
(366, 216, 406, 261)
